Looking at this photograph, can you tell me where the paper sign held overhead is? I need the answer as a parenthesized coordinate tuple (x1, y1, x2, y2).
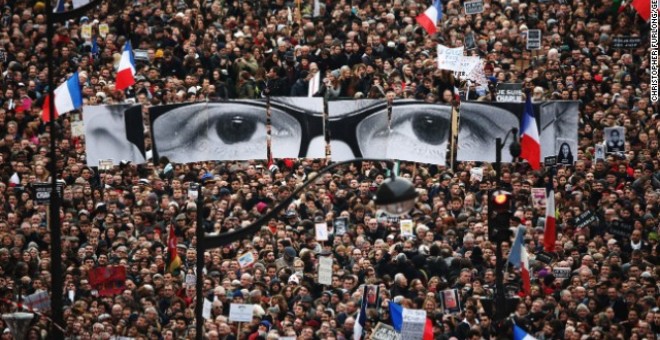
(318, 256, 333, 285)
(237, 252, 255, 268)
(531, 188, 547, 209)
(315, 222, 329, 241)
(401, 308, 426, 340)
(552, 267, 571, 279)
(99, 23, 109, 38)
(400, 219, 414, 237)
(464, 0, 484, 14)
(526, 29, 542, 50)
(229, 303, 254, 322)
(437, 45, 465, 71)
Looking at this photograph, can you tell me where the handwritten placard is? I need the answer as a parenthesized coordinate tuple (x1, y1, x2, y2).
(401, 308, 426, 340)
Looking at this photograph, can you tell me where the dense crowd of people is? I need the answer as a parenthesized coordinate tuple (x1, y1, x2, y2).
(0, 0, 659, 339)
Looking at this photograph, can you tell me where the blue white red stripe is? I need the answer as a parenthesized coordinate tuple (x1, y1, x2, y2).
(416, 0, 443, 35)
(42, 72, 83, 122)
(354, 285, 367, 340)
(520, 92, 541, 169)
(115, 41, 136, 91)
(509, 226, 531, 296)
(514, 324, 538, 340)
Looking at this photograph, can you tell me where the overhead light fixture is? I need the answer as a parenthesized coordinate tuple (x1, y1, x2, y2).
(374, 177, 418, 216)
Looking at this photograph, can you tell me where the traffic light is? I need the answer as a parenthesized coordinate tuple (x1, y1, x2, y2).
(488, 190, 513, 242)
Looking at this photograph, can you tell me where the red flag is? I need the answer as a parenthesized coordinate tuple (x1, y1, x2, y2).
(423, 318, 434, 340)
(544, 188, 556, 252)
(166, 225, 181, 273)
(632, 0, 651, 21)
(41, 95, 59, 123)
(88, 266, 127, 296)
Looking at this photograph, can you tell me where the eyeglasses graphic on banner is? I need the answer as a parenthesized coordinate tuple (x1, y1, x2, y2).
(52, 0, 103, 22)
(83, 99, 578, 167)
(148, 98, 456, 165)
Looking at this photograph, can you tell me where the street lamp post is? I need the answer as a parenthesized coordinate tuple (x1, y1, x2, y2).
(195, 184, 204, 340)
(2, 312, 34, 340)
(491, 128, 520, 322)
(193, 159, 417, 340)
(45, 0, 64, 337)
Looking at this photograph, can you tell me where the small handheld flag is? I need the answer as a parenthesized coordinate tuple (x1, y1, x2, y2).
(416, 0, 443, 35)
(116, 41, 136, 91)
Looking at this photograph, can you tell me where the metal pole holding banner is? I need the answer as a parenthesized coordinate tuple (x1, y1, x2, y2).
(195, 183, 204, 340)
(45, 0, 64, 337)
(449, 104, 460, 171)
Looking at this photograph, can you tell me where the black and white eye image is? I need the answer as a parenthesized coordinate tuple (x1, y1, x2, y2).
(457, 102, 521, 163)
(386, 101, 452, 165)
(269, 97, 323, 159)
(150, 102, 269, 162)
(328, 99, 389, 161)
(83, 104, 146, 166)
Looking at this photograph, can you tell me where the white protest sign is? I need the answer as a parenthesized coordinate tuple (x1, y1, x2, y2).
(203, 299, 213, 319)
(318, 256, 333, 285)
(454, 56, 482, 79)
(99, 23, 109, 38)
(553, 267, 572, 279)
(81, 24, 92, 40)
(229, 303, 254, 322)
(71, 120, 85, 137)
(464, 0, 484, 14)
(437, 45, 465, 71)
(315, 222, 329, 241)
(469, 167, 483, 182)
(185, 273, 196, 287)
(238, 252, 255, 268)
(527, 29, 542, 50)
(188, 183, 199, 200)
(401, 308, 426, 340)
(372, 322, 401, 340)
(400, 219, 414, 237)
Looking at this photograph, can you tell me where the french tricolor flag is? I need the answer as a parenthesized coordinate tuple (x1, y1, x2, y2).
(42, 72, 83, 123)
(543, 185, 556, 252)
(519, 92, 541, 170)
(416, 0, 443, 35)
(353, 285, 367, 340)
(115, 41, 136, 91)
(514, 324, 538, 340)
(508, 226, 531, 297)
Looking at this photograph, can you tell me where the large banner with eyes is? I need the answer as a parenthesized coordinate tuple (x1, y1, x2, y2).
(149, 101, 269, 162)
(83, 99, 577, 167)
(457, 101, 579, 163)
(83, 104, 147, 166)
(271, 98, 450, 165)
